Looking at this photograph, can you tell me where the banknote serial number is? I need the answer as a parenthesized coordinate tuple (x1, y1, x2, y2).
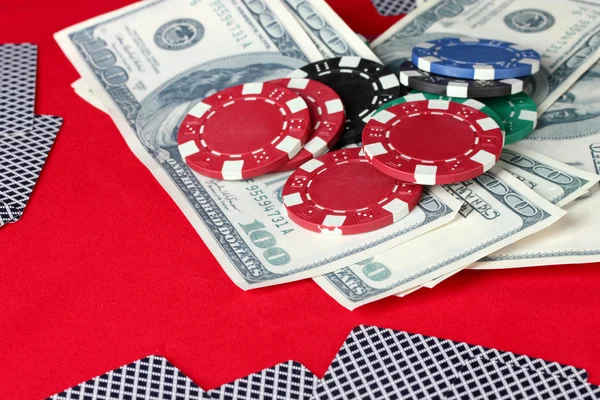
(210, 0, 253, 48)
(245, 184, 293, 234)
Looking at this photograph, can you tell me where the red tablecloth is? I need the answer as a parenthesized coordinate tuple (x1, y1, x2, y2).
(1, 1, 599, 398)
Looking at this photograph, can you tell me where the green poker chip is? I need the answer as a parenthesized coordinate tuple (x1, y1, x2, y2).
(377, 91, 505, 141)
(478, 92, 538, 144)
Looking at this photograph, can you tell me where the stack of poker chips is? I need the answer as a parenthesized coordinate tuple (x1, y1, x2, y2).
(397, 37, 541, 145)
(281, 38, 544, 236)
(176, 57, 417, 235)
(177, 39, 543, 236)
(176, 56, 404, 181)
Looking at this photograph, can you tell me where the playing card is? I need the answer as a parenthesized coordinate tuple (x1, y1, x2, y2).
(47, 355, 209, 400)
(445, 357, 600, 400)
(208, 361, 318, 400)
(370, 0, 416, 16)
(0, 114, 63, 226)
(311, 325, 588, 399)
(0, 43, 37, 135)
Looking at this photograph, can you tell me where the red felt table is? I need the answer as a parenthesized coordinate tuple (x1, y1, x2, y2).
(1, 1, 599, 399)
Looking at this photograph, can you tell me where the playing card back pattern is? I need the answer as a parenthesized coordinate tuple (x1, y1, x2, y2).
(47, 355, 208, 400)
(48, 359, 316, 400)
(312, 325, 588, 399)
(0, 43, 37, 135)
(0, 115, 62, 225)
(370, 0, 416, 16)
(446, 357, 600, 399)
(208, 361, 317, 400)
(45, 326, 596, 400)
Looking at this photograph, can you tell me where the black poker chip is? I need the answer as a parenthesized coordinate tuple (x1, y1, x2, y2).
(289, 57, 404, 147)
(399, 60, 529, 98)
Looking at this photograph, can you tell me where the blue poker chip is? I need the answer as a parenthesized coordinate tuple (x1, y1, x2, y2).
(412, 37, 541, 80)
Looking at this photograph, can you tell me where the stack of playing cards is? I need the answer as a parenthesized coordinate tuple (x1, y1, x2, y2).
(47, 325, 599, 399)
(0, 43, 63, 226)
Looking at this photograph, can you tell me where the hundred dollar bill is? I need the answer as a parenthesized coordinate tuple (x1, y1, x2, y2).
(283, 0, 378, 60)
(54, 0, 462, 289)
(473, 62, 600, 269)
(424, 147, 599, 285)
(314, 169, 566, 310)
(498, 147, 600, 208)
(71, 0, 379, 111)
(371, 0, 600, 113)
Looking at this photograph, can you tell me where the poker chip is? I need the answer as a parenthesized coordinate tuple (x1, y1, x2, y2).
(363, 99, 504, 185)
(412, 37, 541, 80)
(282, 148, 422, 235)
(480, 92, 538, 144)
(269, 78, 345, 172)
(177, 82, 311, 180)
(391, 92, 505, 138)
(398, 60, 528, 98)
(289, 56, 402, 147)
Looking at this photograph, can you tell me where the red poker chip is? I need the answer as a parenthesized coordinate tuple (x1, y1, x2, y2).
(270, 78, 345, 172)
(363, 99, 503, 185)
(177, 82, 312, 180)
(282, 148, 423, 235)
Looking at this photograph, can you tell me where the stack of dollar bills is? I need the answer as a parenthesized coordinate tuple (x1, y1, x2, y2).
(55, 0, 600, 310)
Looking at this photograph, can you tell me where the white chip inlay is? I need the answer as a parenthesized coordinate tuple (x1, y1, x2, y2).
(473, 65, 495, 80)
(463, 99, 484, 110)
(242, 82, 263, 95)
(276, 136, 302, 157)
(400, 70, 423, 86)
(499, 78, 524, 94)
(414, 165, 437, 185)
(286, 97, 307, 114)
(511, 44, 529, 51)
(447, 82, 469, 98)
(178, 140, 200, 158)
(519, 58, 540, 74)
(382, 198, 409, 221)
(304, 137, 327, 156)
(428, 100, 450, 110)
(404, 93, 426, 102)
(372, 109, 397, 124)
(301, 158, 324, 173)
(470, 150, 496, 171)
(325, 99, 344, 114)
(519, 110, 538, 128)
(519, 109, 538, 122)
(288, 69, 309, 78)
(222, 160, 245, 180)
(283, 192, 303, 207)
(323, 214, 346, 227)
(379, 74, 400, 89)
(287, 78, 309, 90)
(476, 117, 499, 131)
(417, 56, 441, 73)
(188, 102, 211, 118)
(339, 56, 361, 68)
(415, 42, 435, 49)
(364, 142, 389, 157)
